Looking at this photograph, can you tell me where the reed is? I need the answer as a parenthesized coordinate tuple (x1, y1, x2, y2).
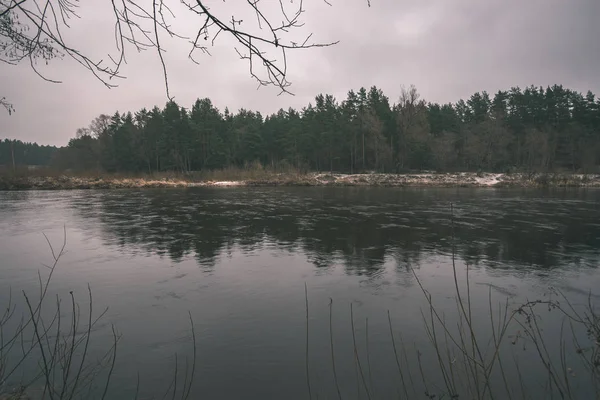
(0, 230, 198, 400)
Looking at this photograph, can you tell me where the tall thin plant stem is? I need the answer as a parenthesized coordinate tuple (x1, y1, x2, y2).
(329, 298, 342, 400)
(388, 310, 409, 399)
(350, 302, 371, 400)
(305, 283, 312, 400)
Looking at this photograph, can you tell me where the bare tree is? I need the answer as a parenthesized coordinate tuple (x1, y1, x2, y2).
(89, 114, 112, 138)
(394, 85, 430, 170)
(75, 126, 91, 138)
(1, 0, 370, 109)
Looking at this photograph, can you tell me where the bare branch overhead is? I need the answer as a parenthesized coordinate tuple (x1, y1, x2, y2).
(0, 0, 371, 101)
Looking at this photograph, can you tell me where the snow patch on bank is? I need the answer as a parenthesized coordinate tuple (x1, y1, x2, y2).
(474, 173, 503, 186)
(212, 181, 246, 186)
(3, 172, 600, 190)
(312, 172, 507, 187)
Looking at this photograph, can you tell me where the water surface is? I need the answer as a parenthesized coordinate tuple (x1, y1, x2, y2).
(1, 187, 599, 399)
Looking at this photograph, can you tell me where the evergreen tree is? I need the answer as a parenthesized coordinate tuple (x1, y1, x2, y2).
(44, 84, 600, 174)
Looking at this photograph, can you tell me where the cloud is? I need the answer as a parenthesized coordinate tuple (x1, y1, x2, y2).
(1, 0, 599, 146)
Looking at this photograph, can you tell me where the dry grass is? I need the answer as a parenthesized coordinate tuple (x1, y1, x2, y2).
(0, 230, 198, 400)
(2, 163, 600, 190)
(329, 205, 600, 399)
(0, 162, 310, 189)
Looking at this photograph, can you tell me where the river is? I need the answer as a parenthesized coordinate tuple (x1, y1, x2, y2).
(1, 187, 599, 399)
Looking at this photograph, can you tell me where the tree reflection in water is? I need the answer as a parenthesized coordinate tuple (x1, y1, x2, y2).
(69, 187, 600, 275)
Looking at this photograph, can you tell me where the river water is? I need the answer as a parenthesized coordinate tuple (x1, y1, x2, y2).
(1, 187, 599, 399)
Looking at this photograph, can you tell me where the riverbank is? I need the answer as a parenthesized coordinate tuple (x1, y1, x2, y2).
(1, 172, 600, 190)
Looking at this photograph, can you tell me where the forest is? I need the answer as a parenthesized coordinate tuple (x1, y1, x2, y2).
(0, 139, 57, 168)
(21, 84, 600, 173)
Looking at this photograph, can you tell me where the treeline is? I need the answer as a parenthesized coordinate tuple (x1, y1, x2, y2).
(0, 139, 58, 168)
(54, 84, 600, 174)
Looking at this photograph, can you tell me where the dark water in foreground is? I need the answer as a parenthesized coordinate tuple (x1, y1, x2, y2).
(1, 187, 599, 399)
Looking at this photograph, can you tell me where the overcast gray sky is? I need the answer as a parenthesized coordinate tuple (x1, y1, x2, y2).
(1, 0, 599, 146)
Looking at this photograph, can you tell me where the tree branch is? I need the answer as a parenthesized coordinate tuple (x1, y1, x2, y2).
(0, 0, 368, 111)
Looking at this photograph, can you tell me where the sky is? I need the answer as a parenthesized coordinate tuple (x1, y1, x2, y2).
(1, 0, 599, 147)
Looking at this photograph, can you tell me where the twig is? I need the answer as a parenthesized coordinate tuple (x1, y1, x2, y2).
(182, 311, 197, 400)
(366, 317, 374, 394)
(101, 325, 119, 400)
(67, 284, 94, 400)
(23, 291, 55, 400)
(305, 282, 312, 400)
(388, 310, 409, 398)
(329, 298, 342, 400)
(350, 302, 371, 400)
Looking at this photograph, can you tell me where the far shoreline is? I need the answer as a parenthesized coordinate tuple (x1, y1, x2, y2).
(1, 172, 600, 191)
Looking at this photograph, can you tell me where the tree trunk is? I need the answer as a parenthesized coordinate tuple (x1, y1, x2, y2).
(375, 142, 379, 172)
(362, 131, 365, 170)
(10, 140, 15, 170)
(350, 142, 354, 174)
